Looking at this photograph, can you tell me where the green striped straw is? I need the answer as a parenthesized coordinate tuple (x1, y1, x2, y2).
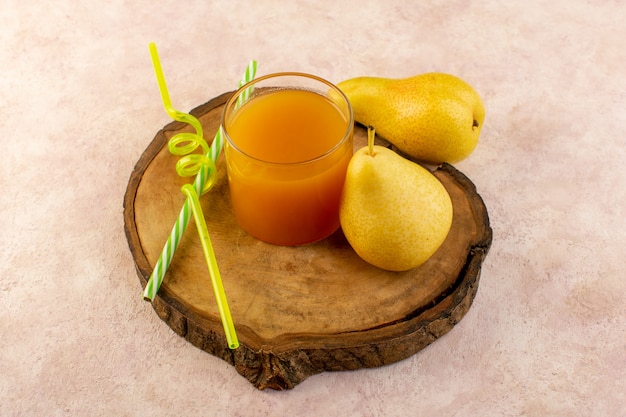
(143, 43, 257, 302)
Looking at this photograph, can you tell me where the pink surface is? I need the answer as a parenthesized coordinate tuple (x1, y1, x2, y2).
(1, 1, 624, 415)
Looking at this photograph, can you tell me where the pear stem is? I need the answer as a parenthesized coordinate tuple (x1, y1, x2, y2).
(367, 125, 375, 156)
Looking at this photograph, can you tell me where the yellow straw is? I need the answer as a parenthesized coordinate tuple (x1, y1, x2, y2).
(148, 43, 203, 136)
(145, 42, 248, 349)
(181, 184, 239, 349)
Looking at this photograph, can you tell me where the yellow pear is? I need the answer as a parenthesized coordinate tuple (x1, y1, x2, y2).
(337, 73, 485, 164)
(339, 127, 453, 271)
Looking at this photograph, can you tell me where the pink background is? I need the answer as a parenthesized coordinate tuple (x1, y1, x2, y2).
(2, 1, 624, 415)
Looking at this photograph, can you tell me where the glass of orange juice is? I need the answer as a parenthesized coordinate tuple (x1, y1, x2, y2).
(221, 73, 354, 246)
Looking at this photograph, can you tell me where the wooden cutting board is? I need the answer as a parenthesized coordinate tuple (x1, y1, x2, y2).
(123, 92, 492, 390)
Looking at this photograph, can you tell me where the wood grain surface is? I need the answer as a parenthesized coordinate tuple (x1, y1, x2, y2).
(123, 92, 492, 389)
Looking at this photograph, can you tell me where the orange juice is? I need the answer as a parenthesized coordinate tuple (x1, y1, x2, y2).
(223, 75, 353, 246)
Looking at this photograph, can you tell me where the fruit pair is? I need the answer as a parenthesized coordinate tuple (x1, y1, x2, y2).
(338, 73, 484, 271)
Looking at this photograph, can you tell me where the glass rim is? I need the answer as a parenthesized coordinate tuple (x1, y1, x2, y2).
(221, 72, 354, 166)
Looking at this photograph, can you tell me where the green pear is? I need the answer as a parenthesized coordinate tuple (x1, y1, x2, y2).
(337, 73, 485, 164)
(339, 127, 453, 271)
